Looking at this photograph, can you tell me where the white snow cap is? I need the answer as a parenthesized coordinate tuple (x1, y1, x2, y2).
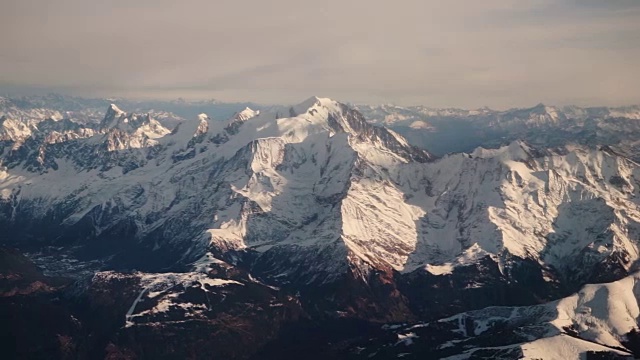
(108, 103, 125, 116)
(234, 107, 258, 121)
(292, 96, 335, 115)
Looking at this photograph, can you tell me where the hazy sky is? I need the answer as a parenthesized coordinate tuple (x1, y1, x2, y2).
(1, 0, 639, 108)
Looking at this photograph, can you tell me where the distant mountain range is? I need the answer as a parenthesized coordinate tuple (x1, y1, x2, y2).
(0, 93, 264, 128)
(355, 103, 640, 159)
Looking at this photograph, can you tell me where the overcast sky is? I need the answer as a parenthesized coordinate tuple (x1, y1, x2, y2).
(1, 0, 639, 108)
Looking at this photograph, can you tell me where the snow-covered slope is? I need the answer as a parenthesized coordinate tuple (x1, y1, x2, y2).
(407, 142, 640, 280)
(356, 273, 640, 359)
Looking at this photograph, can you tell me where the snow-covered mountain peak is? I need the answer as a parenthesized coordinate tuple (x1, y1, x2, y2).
(88, 104, 172, 153)
(0, 116, 33, 142)
(104, 103, 125, 121)
(291, 96, 337, 117)
(234, 107, 258, 122)
(100, 104, 126, 129)
(499, 104, 564, 126)
(161, 113, 216, 156)
(197, 113, 209, 122)
(98, 104, 169, 136)
(470, 140, 537, 162)
(192, 113, 212, 138)
(109, 103, 124, 114)
(202, 97, 432, 166)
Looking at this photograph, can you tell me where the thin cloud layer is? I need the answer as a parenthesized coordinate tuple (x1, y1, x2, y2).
(1, 0, 639, 108)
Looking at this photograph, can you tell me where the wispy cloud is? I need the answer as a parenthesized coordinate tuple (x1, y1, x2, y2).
(1, 0, 638, 108)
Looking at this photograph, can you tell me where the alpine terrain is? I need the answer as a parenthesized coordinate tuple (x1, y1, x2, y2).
(2, 95, 640, 359)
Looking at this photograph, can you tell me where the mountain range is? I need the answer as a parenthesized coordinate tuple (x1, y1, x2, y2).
(356, 103, 640, 161)
(2, 94, 640, 359)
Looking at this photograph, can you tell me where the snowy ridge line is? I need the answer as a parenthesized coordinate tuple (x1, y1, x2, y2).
(1, 97, 640, 288)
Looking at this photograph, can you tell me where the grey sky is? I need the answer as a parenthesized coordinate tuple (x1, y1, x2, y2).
(1, 0, 639, 108)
